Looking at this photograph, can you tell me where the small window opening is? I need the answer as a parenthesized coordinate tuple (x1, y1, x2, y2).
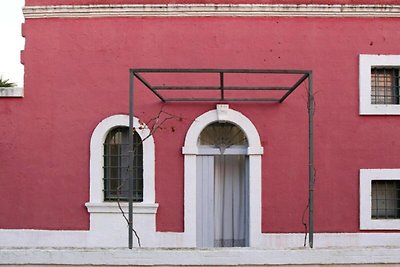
(371, 180, 400, 219)
(371, 67, 400, 105)
(103, 127, 143, 202)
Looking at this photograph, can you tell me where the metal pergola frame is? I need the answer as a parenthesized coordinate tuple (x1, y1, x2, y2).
(128, 68, 314, 249)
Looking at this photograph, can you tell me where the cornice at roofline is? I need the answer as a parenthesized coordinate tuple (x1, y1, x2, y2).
(23, 4, 400, 18)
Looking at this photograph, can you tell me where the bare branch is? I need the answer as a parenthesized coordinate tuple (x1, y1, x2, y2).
(115, 107, 183, 248)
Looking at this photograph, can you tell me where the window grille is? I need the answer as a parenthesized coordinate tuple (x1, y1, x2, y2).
(199, 122, 248, 154)
(371, 180, 400, 219)
(371, 67, 400, 105)
(103, 127, 143, 202)
(199, 122, 248, 146)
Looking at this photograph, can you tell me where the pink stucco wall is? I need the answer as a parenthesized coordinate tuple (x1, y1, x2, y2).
(1, 15, 400, 233)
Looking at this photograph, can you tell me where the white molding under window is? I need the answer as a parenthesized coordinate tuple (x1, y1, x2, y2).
(0, 87, 23, 97)
(23, 4, 400, 19)
(359, 54, 400, 115)
(360, 168, 400, 230)
(85, 202, 158, 214)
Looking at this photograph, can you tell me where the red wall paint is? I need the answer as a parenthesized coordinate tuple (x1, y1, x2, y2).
(25, 0, 400, 5)
(1, 16, 400, 233)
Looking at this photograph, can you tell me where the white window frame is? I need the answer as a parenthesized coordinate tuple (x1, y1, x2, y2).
(360, 168, 400, 230)
(359, 54, 400, 115)
(86, 114, 157, 215)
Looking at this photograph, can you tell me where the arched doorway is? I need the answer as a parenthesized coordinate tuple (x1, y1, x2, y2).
(183, 104, 264, 248)
(196, 122, 249, 247)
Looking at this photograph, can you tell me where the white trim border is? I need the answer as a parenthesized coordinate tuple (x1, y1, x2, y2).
(88, 114, 156, 205)
(85, 202, 158, 214)
(360, 168, 400, 230)
(1, 230, 400, 249)
(2, 244, 400, 266)
(359, 54, 400, 115)
(24, 4, 400, 19)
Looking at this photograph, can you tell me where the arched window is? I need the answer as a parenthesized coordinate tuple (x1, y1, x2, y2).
(86, 115, 157, 242)
(199, 122, 248, 152)
(103, 127, 143, 202)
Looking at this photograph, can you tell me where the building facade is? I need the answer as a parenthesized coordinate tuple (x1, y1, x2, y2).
(1, 0, 400, 265)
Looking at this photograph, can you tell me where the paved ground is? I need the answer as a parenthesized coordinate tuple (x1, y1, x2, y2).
(1, 247, 400, 266)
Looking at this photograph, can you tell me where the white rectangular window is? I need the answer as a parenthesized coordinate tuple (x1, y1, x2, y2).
(359, 55, 400, 115)
(360, 169, 400, 230)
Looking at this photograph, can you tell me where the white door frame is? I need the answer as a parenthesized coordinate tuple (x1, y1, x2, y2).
(182, 104, 264, 247)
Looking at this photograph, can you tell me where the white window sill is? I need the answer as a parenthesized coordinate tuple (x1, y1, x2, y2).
(362, 219, 400, 230)
(0, 87, 23, 97)
(360, 104, 400, 115)
(85, 202, 158, 214)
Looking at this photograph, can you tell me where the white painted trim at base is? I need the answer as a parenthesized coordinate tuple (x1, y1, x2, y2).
(1, 231, 400, 249)
(2, 243, 400, 266)
(0, 87, 23, 97)
(23, 4, 400, 19)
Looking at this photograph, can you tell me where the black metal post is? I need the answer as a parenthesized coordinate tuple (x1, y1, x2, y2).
(220, 72, 224, 100)
(128, 70, 134, 249)
(308, 72, 314, 248)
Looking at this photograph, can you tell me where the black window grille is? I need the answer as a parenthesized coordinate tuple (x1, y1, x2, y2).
(371, 67, 400, 105)
(103, 127, 143, 202)
(371, 180, 400, 219)
(199, 122, 248, 146)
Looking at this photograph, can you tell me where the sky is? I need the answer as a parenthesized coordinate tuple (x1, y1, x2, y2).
(0, 0, 25, 87)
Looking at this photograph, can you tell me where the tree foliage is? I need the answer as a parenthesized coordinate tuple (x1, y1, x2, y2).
(0, 76, 16, 87)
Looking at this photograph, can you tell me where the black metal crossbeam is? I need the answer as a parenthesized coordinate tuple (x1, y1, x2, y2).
(131, 68, 311, 103)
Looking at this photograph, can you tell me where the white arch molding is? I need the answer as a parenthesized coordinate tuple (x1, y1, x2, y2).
(85, 114, 158, 247)
(182, 104, 264, 247)
(87, 114, 156, 205)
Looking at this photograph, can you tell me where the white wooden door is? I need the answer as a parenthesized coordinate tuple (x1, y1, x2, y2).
(196, 155, 249, 247)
